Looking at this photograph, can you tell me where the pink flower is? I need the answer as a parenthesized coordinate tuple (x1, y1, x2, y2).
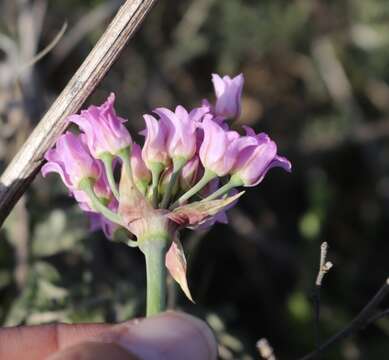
(154, 106, 197, 161)
(68, 93, 132, 158)
(42, 132, 100, 189)
(212, 73, 244, 119)
(141, 114, 170, 169)
(131, 143, 151, 183)
(199, 118, 256, 176)
(232, 127, 291, 186)
(180, 156, 202, 191)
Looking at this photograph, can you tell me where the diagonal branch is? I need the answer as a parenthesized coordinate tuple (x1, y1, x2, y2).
(299, 277, 389, 360)
(0, 0, 159, 227)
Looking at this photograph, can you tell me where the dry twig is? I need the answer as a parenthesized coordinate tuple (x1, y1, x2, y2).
(0, 0, 159, 227)
(312, 242, 333, 355)
(300, 277, 389, 360)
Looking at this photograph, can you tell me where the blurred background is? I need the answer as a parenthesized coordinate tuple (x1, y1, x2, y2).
(1, 0, 389, 359)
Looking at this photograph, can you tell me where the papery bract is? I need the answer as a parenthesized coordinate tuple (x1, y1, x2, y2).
(42, 131, 100, 189)
(197, 179, 230, 229)
(165, 237, 193, 302)
(212, 73, 244, 119)
(68, 93, 132, 158)
(168, 191, 244, 228)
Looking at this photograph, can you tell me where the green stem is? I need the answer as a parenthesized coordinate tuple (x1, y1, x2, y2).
(119, 147, 150, 196)
(160, 158, 186, 209)
(118, 147, 133, 182)
(172, 169, 216, 208)
(150, 163, 163, 208)
(202, 175, 243, 202)
(101, 153, 120, 201)
(80, 178, 122, 225)
(142, 240, 168, 316)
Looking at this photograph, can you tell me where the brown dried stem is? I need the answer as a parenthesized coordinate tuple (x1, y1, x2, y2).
(0, 0, 159, 227)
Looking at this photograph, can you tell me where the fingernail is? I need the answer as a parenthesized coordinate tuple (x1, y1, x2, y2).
(98, 311, 217, 360)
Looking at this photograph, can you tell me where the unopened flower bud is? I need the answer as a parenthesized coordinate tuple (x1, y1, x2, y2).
(212, 73, 244, 119)
(154, 105, 197, 161)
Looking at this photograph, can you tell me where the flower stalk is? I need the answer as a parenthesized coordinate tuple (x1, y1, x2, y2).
(101, 153, 120, 200)
(202, 175, 243, 201)
(79, 177, 122, 225)
(160, 158, 186, 209)
(139, 236, 170, 316)
(173, 168, 216, 208)
(150, 163, 164, 208)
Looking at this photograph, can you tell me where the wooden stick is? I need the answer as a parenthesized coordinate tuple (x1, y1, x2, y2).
(0, 0, 158, 227)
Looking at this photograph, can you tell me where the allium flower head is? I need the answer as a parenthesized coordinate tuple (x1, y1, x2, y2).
(42, 75, 291, 304)
(68, 93, 132, 158)
(212, 73, 244, 119)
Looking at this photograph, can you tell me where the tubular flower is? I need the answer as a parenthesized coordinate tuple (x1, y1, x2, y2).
(42, 76, 291, 305)
(68, 93, 132, 158)
(131, 143, 151, 184)
(141, 114, 170, 170)
(232, 128, 291, 187)
(199, 117, 256, 176)
(42, 131, 100, 189)
(212, 73, 244, 119)
(154, 105, 197, 161)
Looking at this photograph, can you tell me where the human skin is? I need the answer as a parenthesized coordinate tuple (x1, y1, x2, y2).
(0, 311, 217, 360)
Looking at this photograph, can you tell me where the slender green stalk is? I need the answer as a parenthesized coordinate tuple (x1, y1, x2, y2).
(118, 147, 133, 182)
(202, 175, 243, 202)
(150, 163, 163, 208)
(172, 169, 216, 208)
(160, 158, 186, 209)
(142, 240, 168, 316)
(80, 177, 122, 225)
(101, 152, 120, 200)
(118, 147, 150, 195)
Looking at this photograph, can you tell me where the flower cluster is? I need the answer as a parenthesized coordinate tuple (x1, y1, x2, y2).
(42, 74, 291, 300)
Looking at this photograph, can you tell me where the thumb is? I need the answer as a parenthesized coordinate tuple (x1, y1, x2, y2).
(47, 311, 217, 360)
